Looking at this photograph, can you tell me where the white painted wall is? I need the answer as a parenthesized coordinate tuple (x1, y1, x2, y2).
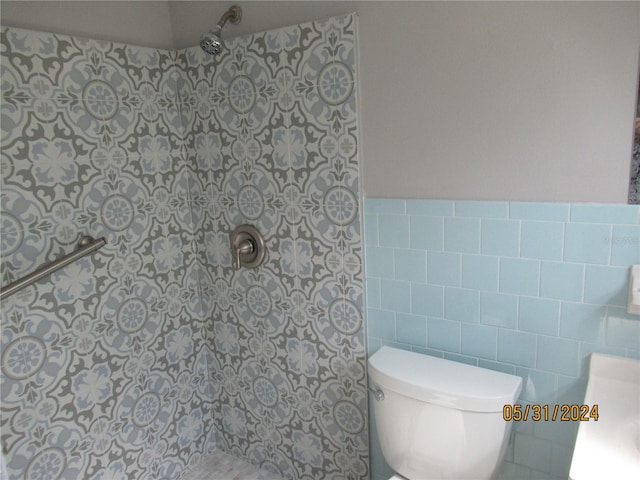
(356, 2, 639, 203)
(2, 1, 639, 203)
(0, 1, 174, 49)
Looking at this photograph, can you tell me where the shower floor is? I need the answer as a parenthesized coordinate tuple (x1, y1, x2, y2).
(181, 450, 284, 480)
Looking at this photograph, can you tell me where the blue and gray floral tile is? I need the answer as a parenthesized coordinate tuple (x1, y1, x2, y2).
(1, 12, 366, 480)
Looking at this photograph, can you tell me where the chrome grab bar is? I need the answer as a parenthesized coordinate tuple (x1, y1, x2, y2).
(0, 235, 106, 301)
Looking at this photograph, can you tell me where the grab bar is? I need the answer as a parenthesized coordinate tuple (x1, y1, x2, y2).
(0, 235, 106, 301)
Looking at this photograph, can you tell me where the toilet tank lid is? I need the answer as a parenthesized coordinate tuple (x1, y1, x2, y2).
(368, 346, 522, 412)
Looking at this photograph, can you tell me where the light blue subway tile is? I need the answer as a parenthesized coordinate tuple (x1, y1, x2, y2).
(364, 198, 406, 214)
(444, 217, 480, 253)
(426, 251, 461, 287)
(555, 375, 588, 409)
(462, 254, 499, 292)
(520, 221, 564, 260)
(477, 359, 516, 375)
(517, 367, 557, 404)
(427, 317, 460, 353)
(514, 433, 552, 471)
(444, 287, 479, 323)
(364, 214, 378, 246)
(411, 346, 444, 358)
(394, 249, 426, 282)
(411, 283, 443, 317)
(378, 214, 410, 248)
(480, 292, 518, 328)
(380, 279, 411, 313)
(509, 202, 570, 221)
(560, 302, 606, 343)
(481, 219, 520, 257)
(365, 246, 394, 278)
(579, 342, 628, 375)
(496, 461, 531, 480)
(584, 265, 628, 307)
(366, 278, 381, 308)
(442, 352, 478, 366)
(539, 261, 584, 301)
(461, 324, 497, 360)
(518, 297, 560, 336)
(367, 309, 396, 340)
(406, 199, 454, 216)
(455, 201, 509, 218)
(498, 329, 537, 367)
(610, 226, 640, 266)
(605, 307, 640, 350)
(570, 204, 640, 224)
(510, 416, 534, 435)
(536, 336, 579, 376)
(396, 313, 427, 347)
(551, 443, 575, 478)
(367, 337, 382, 356)
(563, 223, 611, 265)
(499, 258, 539, 296)
(534, 410, 580, 447)
(410, 216, 443, 251)
(381, 340, 409, 350)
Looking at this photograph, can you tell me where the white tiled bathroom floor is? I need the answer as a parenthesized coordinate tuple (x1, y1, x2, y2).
(181, 450, 284, 480)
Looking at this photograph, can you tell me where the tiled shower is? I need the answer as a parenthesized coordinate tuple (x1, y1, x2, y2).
(1, 15, 367, 479)
(1, 6, 639, 480)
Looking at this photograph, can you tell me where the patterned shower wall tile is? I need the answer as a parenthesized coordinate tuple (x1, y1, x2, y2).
(4, 424, 93, 479)
(0, 30, 34, 97)
(110, 43, 180, 100)
(173, 47, 202, 98)
(221, 162, 281, 216)
(0, 219, 91, 288)
(246, 28, 288, 80)
(215, 34, 281, 99)
(230, 267, 291, 335)
(284, 103, 329, 181)
(93, 280, 168, 352)
(13, 30, 173, 106)
(290, 78, 356, 143)
(0, 28, 62, 95)
(208, 313, 246, 367)
(176, 44, 231, 105)
(0, 308, 72, 390)
(197, 212, 233, 268)
(135, 227, 195, 287)
(2, 13, 364, 479)
(242, 110, 291, 180)
(0, 26, 217, 480)
(184, 113, 229, 172)
(281, 20, 332, 88)
(1, 99, 101, 195)
(109, 104, 184, 163)
(74, 175, 153, 252)
(285, 19, 357, 100)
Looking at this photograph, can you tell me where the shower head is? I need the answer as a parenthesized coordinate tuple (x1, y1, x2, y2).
(200, 5, 242, 55)
(200, 26, 224, 55)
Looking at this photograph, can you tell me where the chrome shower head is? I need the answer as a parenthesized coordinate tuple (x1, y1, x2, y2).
(200, 5, 242, 55)
(200, 26, 224, 55)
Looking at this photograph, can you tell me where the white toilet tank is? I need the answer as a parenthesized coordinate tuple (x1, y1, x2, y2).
(368, 347, 522, 480)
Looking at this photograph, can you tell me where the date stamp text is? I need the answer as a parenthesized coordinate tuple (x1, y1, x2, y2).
(503, 404, 599, 421)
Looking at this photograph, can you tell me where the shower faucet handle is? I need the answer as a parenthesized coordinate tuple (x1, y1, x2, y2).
(230, 225, 266, 269)
(233, 238, 254, 269)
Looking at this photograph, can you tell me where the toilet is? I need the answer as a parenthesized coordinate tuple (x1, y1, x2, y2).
(368, 346, 522, 480)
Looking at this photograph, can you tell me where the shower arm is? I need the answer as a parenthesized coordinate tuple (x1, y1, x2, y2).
(216, 6, 242, 30)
